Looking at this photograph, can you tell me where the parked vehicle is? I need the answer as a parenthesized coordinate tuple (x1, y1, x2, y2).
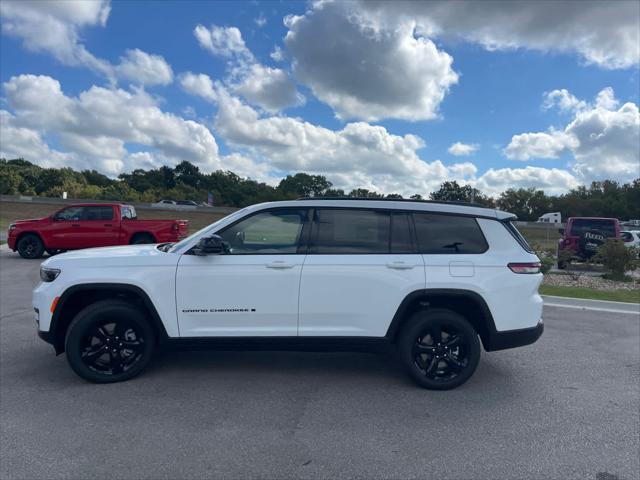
(537, 212, 561, 224)
(33, 198, 543, 389)
(175, 200, 199, 207)
(621, 230, 640, 248)
(557, 217, 621, 269)
(621, 219, 640, 228)
(151, 199, 198, 210)
(8, 203, 188, 259)
(151, 199, 177, 208)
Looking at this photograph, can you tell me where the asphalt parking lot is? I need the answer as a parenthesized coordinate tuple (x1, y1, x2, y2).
(1, 249, 638, 480)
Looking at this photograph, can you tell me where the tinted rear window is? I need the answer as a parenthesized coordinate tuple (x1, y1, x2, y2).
(312, 209, 390, 254)
(83, 206, 114, 221)
(413, 213, 488, 254)
(570, 219, 617, 237)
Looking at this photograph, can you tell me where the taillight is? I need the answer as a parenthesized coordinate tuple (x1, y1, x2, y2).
(508, 262, 541, 274)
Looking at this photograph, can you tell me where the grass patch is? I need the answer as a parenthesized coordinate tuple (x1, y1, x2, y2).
(540, 284, 640, 303)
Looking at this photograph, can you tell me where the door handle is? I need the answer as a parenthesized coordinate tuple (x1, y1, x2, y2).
(71, 224, 81, 227)
(104, 224, 113, 227)
(266, 261, 294, 269)
(386, 261, 414, 270)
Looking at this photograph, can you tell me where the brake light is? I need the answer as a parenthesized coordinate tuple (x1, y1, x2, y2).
(508, 262, 541, 274)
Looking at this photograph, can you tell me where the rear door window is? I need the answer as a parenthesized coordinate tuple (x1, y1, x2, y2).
(83, 206, 114, 221)
(413, 213, 488, 254)
(311, 209, 390, 254)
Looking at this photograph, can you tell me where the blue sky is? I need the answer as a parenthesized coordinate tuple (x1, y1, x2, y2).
(1, 0, 638, 196)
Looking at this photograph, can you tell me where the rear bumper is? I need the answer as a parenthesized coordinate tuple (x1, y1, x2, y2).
(483, 319, 544, 352)
(7, 235, 16, 250)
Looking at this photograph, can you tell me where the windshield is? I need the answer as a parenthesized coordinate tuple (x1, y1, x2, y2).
(168, 208, 249, 253)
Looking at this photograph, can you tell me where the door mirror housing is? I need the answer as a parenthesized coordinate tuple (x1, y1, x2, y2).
(558, 228, 565, 235)
(192, 234, 229, 256)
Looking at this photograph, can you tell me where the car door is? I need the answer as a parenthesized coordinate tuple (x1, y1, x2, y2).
(176, 208, 310, 337)
(48, 206, 86, 249)
(298, 208, 425, 337)
(79, 205, 120, 247)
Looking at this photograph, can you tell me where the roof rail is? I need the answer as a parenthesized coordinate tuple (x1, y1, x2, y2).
(295, 196, 489, 208)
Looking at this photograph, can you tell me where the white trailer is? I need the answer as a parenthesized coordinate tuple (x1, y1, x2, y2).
(537, 212, 562, 224)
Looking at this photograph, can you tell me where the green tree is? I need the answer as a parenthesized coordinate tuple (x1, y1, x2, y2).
(277, 173, 332, 198)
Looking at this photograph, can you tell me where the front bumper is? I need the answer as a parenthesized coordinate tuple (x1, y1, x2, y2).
(483, 319, 544, 352)
(7, 235, 16, 250)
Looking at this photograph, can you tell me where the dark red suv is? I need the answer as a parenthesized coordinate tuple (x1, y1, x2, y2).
(557, 217, 621, 269)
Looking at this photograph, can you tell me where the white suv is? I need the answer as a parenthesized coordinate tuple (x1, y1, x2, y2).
(33, 199, 544, 389)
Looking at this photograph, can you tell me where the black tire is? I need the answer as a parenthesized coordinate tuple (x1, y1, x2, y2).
(130, 233, 155, 244)
(64, 300, 156, 383)
(557, 260, 567, 270)
(398, 309, 480, 390)
(17, 233, 44, 259)
(46, 249, 62, 256)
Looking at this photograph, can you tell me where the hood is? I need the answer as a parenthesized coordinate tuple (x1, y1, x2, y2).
(12, 216, 49, 225)
(42, 244, 180, 269)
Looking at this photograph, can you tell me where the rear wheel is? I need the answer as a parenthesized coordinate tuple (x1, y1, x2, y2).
(17, 233, 44, 259)
(65, 300, 156, 383)
(398, 309, 480, 390)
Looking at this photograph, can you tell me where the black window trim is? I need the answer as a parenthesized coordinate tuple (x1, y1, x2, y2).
(212, 207, 312, 256)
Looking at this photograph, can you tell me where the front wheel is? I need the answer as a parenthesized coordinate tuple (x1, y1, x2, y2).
(398, 309, 480, 390)
(17, 233, 44, 259)
(65, 300, 156, 383)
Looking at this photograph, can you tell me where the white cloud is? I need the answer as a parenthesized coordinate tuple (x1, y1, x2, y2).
(0, 0, 112, 77)
(234, 65, 304, 112)
(448, 142, 479, 156)
(114, 49, 174, 86)
(270, 45, 285, 62)
(505, 130, 578, 160)
(543, 89, 587, 113)
(0, 1, 173, 87)
(191, 24, 302, 111)
(283, 2, 458, 122)
(2, 74, 220, 174)
(475, 166, 580, 196)
(194, 24, 252, 61)
(0, 110, 71, 168)
(179, 72, 219, 102)
(359, 0, 640, 69)
(505, 88, 640, 182)
(212, 88, 476, 195)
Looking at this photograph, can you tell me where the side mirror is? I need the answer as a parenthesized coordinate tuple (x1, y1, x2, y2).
(558, 228, 564, 235)
(192, 234, 229, 256)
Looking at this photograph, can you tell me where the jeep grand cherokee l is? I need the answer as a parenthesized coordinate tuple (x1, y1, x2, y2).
(33, 199, 544, 390)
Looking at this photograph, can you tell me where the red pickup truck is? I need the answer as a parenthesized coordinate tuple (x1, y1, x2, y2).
(7, 203, 189, 259)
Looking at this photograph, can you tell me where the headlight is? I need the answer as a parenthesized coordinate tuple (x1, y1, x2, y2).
(40, 266, 61, 282)
(8, 224, 16, 231)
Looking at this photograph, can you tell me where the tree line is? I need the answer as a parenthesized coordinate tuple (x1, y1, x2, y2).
(1, 158, 639, 221)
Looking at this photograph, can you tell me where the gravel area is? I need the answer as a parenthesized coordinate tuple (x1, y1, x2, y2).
(543, 271, 640, 291)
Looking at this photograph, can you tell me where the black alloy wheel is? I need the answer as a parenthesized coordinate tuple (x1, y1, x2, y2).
(17, 233, 44, 259)
(65, 300, 155, 383)
(80, 320, 145, 375)
(399, 309, 480, 390)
